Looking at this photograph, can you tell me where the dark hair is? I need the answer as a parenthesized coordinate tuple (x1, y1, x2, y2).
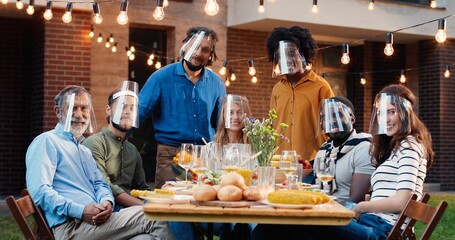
(183, 26, 219, 66)
(266, 26, 318, 64)
(369, 84, 434, 169)
(105, 89, 122, 124)
(54, 85, 91, 110)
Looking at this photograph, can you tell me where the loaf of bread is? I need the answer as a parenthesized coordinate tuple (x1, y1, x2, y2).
(267, 190, 330, 205)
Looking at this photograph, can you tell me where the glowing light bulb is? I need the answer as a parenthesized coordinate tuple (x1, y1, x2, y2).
(127, 50, 132, 57)
(153, 6, 165, 20)
(430, 0, 437, 8)
(62, 3, 73, 24)
(384, 32, 394, 56)
(16, 0, 24, 10)
(109, 34, 114, 43)
(360, 77, 366, 85)
(26, 5, 34, 15)
(225, 80, 230, 87)
(435, 19, 447, 43)
(117, 0, 129, 25)
(312, 0, 318, 13)
(130, 46, 135, 52)
(230, 73, 236, 81)
(149, 53, 155, 60)
(155, 61, 162, 69)
(399, 70, 406, 84)
(44, 9, 53, 20)
(93, 13, 103, 24)
(248, 59, 256, 76)
(129, 53, 135, 61)
(252, 76, 258, 83)
(97, 34, 103, 43)
(112, 43, 117, 53)
(340, 43, 350, 65)
(105, 39, 110, 48)
(205, 0, 219, 16)
(219, 67, 226, 75)
(368, 0, 374, 11)
(444, 65, 451, 78)
(1, 0, 8, 5)
(258, 5, 265, 13)
(147, 59, 153, 65)
(163, 0, 169, 7)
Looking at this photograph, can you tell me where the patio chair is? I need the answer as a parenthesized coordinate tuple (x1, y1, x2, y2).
(387, 193, 448, 240)
(6, 189, 54, 240)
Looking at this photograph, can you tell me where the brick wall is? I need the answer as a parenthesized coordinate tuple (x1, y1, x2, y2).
(419, 39, 455, 191)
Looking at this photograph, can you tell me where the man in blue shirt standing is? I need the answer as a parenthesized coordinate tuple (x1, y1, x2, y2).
(26, 85, 174, 239)
(139, 26, 226, 189)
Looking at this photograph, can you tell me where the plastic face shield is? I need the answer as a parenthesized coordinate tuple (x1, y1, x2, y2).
(180, 31, 213, 62)
(319, 99, 353, 135)
(368, 93, 412, 136)
(272, 41, 307, 77)
(111, 81, 139, 129)
(61, 92, 96, 137)
(224, 94, 250, 129)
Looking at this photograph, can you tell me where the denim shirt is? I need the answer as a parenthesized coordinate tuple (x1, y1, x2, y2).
(26, 123, 114, 228)
(138, 60, 226, 146)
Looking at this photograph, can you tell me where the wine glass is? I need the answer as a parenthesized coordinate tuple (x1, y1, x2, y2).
(191, 145, 209, 184)
(179, 143, 193, 189)
(315, 157, 336, 194)
(279, 150, 298, 189)
(223, 146, 240, 172)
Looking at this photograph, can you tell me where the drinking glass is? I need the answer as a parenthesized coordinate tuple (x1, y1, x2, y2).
(191, 145, 209, 184)
(223, 146, 240, 172)
(178, 143, 193, 189)
(315, 157, 336, 194)
(279, 150, 298, 189)
(237, 147, 253, 186)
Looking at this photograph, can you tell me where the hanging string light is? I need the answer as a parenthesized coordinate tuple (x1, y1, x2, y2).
(229, 68, 236, 81)
(26, 0, 34, 15)
(155, 57, 162, 69)
(360, 73, 366, 85)
(117, 0, 129, 25)
(399, 70, 406, 84)
(258, 0, 265, 13)
(89, 25, 94, 38)
(430, 0, 437, 9)
(435, 18, 447, 43)
(16, 0, 24, 10)
(92, 2, 103, 24)
(205, 0, 219, 16)
(251, 75, 258, 83)
(97, 33, 103, 43)
(444, 65, 451, 78)
(312, 0, 318, 13)
(62, 2, 73, 23)
(105, 38, 110, 48)
(248, 59, 256, 76)
(163, 0, 169, 8)
(43, 1, 53, 20)
(112, 42, 117, 53)
(153, 0, 165, 21)
(109, 34, 114, 43)
(225, 79, 230, 87)
(368, 0, 374, 11)
(384, 32, 394, 56)
(219, 60, 228, 75)
(341, 43, 350, 65)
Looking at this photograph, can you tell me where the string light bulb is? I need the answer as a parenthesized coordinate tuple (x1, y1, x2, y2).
(360, 73, 366, 85)
(312, 0, 318, 13)
(147, 58, 153, 66)
(149, 53, 155, 60)
(92, 2, 103, 24)
(109, 34, 114, 43)
(43, 1, 53, 20)
(89, 25, 94, 38)
(219, 60, 228, 75)
(26, 0, 34, 15)
(129, 53, 135, 61)
(62, 3, 73, 23)
(97, 33, 103, 43)
(112, 42, 117, 53)
(384, 32, 394, 56)
(230, 68, 236, 81)
(205, 0, 219, 16)
(225, 79, 230, 87)
(368, 0, 374, 11)
(258, 0, 265, 13)
(1, 0, 8, 5)
(153, 0, 165, 21)
(16, 0, 24, 10)
(126, 47, 132, 57)
(435, 18, 447, 43)
(430, 0, 437, 8)
(399, 70, 406, 84)
(444, 65, 451, 78)
(252, 76, 258, 83)
(163, 0, 169, 7)
(248, 59, 256, 76)
(117, 0, 129, 25)
(105, 38, 110, 48)
(155, 61, 162, 69)
(341, 43, 350, 65)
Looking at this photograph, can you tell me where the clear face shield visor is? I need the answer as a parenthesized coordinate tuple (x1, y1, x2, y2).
(368, 93, 412, 136)
(318, 99, 354, 136)
(272, 41, 307, 77)
(111, 81, 139, 129)
(224, 94, 251, 129)
(179, 31, 214, 62)
(61, 92, 96, 136)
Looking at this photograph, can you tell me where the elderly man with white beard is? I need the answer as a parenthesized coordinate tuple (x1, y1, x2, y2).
(25, 85, 174, 240)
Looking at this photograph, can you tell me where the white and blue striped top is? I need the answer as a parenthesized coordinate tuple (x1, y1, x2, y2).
(370, 135, 427, 226)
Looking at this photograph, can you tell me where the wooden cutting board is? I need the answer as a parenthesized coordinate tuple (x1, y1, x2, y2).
(190, 200, 261, 208)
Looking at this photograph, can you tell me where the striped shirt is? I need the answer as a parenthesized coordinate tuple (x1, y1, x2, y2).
(370, 135, 427, 226)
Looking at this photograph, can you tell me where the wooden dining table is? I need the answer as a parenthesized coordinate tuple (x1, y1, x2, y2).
(143, 200, 354, 226)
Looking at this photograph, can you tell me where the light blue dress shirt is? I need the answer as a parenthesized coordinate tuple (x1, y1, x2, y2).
(138, 60, 226, 146)
(26, 123, 114, 228)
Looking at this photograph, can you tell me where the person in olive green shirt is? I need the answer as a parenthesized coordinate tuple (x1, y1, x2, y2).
(83, 83, 149, 210)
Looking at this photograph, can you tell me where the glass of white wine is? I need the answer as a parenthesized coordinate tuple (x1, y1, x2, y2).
(191, 145, 209, 185)
(178, 143, 193, 189)
(315, 157, 336, 194)
(222, 146, 240, 173)
(279, 150, 298, 190)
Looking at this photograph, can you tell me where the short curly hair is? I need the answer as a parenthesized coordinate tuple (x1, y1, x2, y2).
(266, 26, 318, 64)
(182, 26, 219, 66)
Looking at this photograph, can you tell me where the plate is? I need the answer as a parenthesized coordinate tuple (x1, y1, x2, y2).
(275, 183, 315, 190)
(140, 195, 194, 204)
(260, 200, 322, 209)
(190, 200, 260, 208)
